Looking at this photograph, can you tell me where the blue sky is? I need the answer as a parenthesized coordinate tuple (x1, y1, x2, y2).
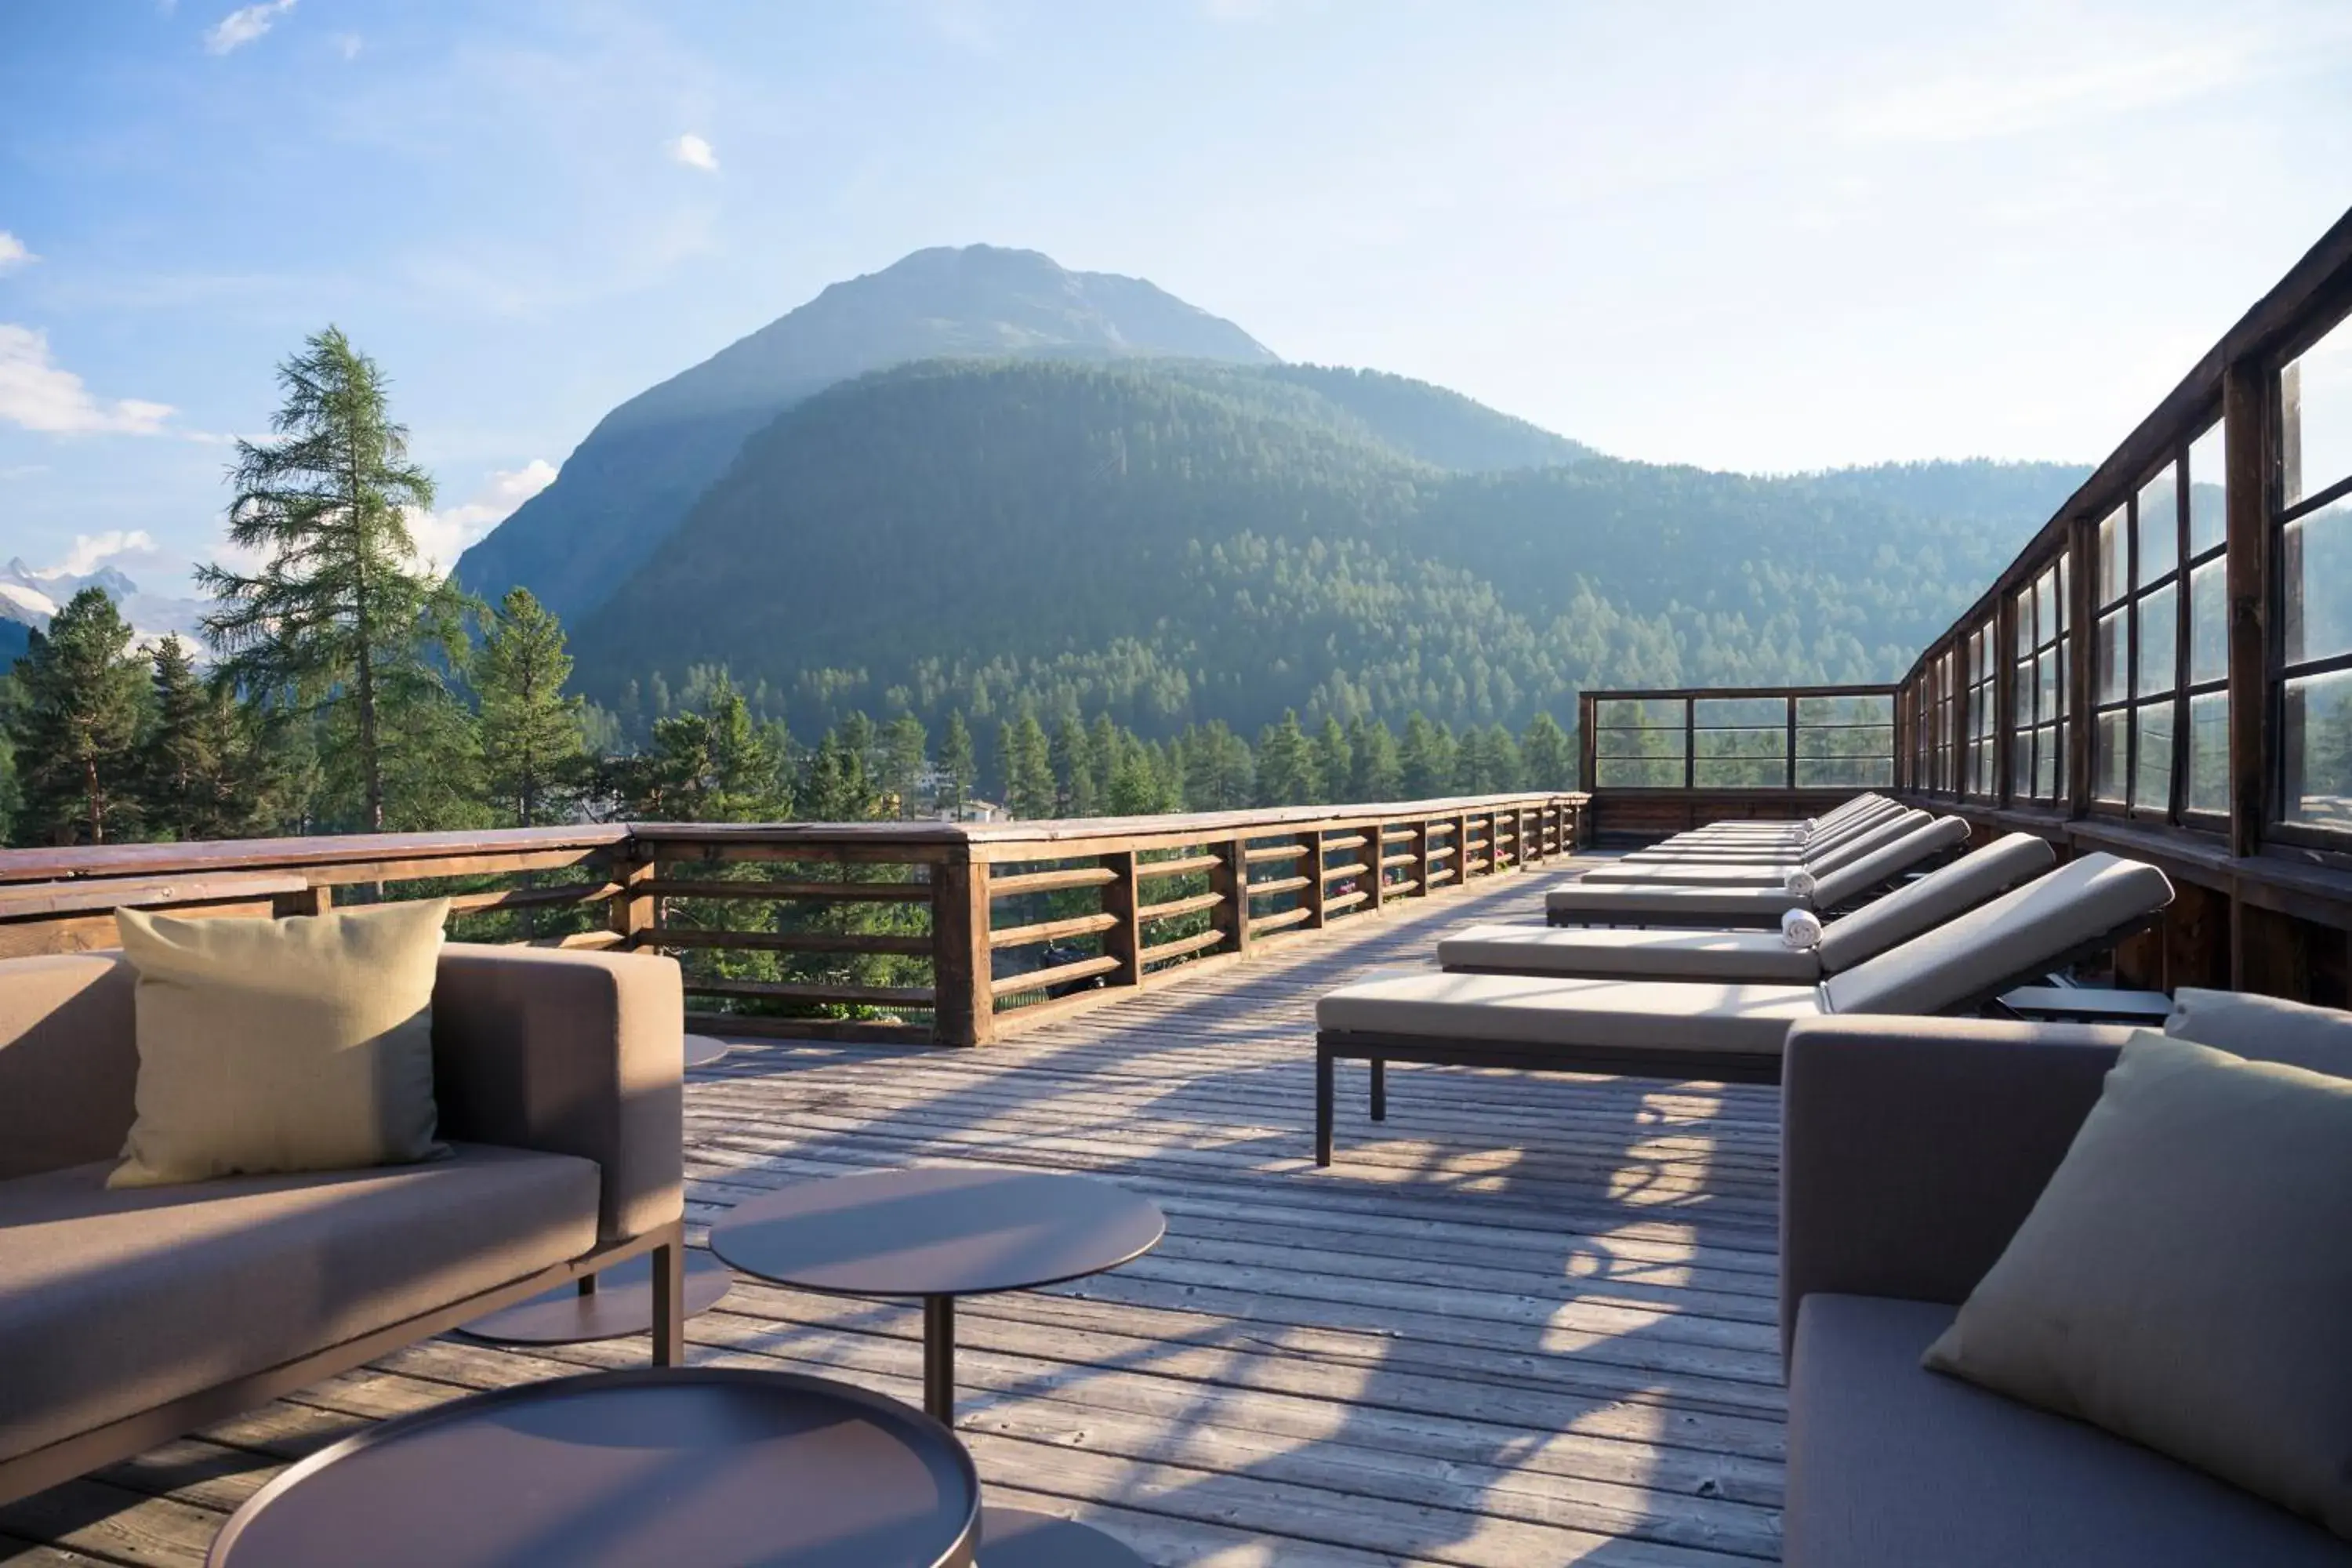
(3, 0, 2350, 601)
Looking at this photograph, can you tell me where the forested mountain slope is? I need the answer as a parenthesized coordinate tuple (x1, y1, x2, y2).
(574, 358, 2083, 737)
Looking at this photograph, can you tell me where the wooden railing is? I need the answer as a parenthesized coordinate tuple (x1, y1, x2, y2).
(0, 793, 1588, 1047)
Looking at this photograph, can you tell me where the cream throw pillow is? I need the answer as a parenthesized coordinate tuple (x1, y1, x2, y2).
(110, 899, 449, 1189)
(1922, 1033, 2352, 1538)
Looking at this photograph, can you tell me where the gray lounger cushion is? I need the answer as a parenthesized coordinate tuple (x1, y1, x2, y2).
(1820, 853, 2173, 1016)
(1315, 969, 1822, 1054)
(0, 1144, 599, 1464)
(1544, 882, 1805, 924)
(1786, 1294, 2349, 1568)
(1459, 829, 2047, 983)
(1438, 924, 1825, 983)
(1623, 804, 1906, 865)
(1584, 811, 1926, 884)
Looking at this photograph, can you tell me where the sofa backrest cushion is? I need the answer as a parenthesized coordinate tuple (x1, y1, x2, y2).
(0, 952, 140, 1181)
(2167, 986, 2352, 1076)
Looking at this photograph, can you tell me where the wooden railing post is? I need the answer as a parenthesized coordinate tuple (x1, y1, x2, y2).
(1102, 850, 1142, 988)
(274, 884, 333, 920)
(1453, 813, 1472, 885)
(1213, 835, 1253, 958)
(1298, 829, 1328, 929)
(930, 858, 995, 1047)
(1365, 820, 1388, 913)
(608, 845, 652, 947)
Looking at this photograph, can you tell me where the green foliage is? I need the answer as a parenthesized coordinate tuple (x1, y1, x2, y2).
(1000, 712, 1054, 817)
(1520, 710, 1573, 790)
(1254, 710, 1319, 807)
(199, 326, 470, 832)
(938, 710, 975, 817)
(11, 589, 147, 844)
(612, 674, 793, 822)
(478, 587, 589, 827)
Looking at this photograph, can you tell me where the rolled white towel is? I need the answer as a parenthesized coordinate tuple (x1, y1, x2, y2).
(1784, 868, 1817, 899)
(1781, 907, 1824, 950)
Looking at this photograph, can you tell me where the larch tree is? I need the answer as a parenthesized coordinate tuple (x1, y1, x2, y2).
(477, 587, 587, 826)
(1521, 710, 1574, 789)
(11, 588, 147, 845)
(143, 633, 213, 840)
(198, 326, 463, 832)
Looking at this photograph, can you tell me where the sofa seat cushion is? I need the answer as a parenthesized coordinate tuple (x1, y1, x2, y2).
(0, 1142, 599, 1464)
(1787, 1294, 2350, 1567)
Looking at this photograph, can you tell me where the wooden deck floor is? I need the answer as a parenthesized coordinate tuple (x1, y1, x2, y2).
(1, 863, 1786, 1566)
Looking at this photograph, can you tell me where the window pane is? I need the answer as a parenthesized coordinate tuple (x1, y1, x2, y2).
(1796, 755, 1893, 788)
(2132, 701, 2173, 815)
(2094, 710, 2128, 802)
(2036, 568, 2056, 646)
(2096, 609, 2128, 702)
(2096, 506, 2128, 606)
(1595, 699, 1684, 729)
(2283, 667, 2352, 829)
(2281, 501, 2352, 667)
(2136, 464, 2178, 584)
(2188, 559, 2227, 685)
(2011, 728, 2032, 794)
(2136, 583, 2177, 697)
(2187, 691, 2228, 815)
(2034, 724, 2059, 800)
(2187, 422, 2226, 557)
(2284, 312, 2352, 510)
(2055, 556, 2071, 633)
(1596, 756, 1685, 788)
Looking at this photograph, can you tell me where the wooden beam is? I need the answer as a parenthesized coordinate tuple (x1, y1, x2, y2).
(2224, 356, 2272, 859)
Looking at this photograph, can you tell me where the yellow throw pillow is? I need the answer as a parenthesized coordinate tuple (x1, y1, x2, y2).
(1922, 1032, 2352, 1538)
(110, 899, 450, 1189)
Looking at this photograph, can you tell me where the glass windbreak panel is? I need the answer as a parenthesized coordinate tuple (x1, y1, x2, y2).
(2096, 610, 2128, 702)
(2132, 701, 2174, 815)
(1594, 699, 1684, 730)
(2135, 584, 2176, 697)
(2282, 666, 2352, 829)
(1594, 728, 1686, 760)
(1796, 723, 1892, 759)
(2093, 710, 2128, 802)
(1595, 756, 1685, 789)
(2188, 559, 2227, 685)
(1693, 697, 1786, 730)
(2187, 422, 2226, 557)
(2136, 465, 2178, 584)
(2283, 312, 2352, 510)
(2187, 691, 2228, 816)
(1795, 694, 1893, 728)
(2096, 506, 2128, 607)
(1795, 755, 1894, 788)
(2281, 502, 2352, 666)
(1693, 758, 1786, 788)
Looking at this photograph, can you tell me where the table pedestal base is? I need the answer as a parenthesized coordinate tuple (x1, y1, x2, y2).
(978, 1506, 1148, 1566)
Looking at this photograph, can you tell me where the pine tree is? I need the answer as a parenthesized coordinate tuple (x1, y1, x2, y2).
(1351, 716, 1403, 800)
(1486, 724, 1525, 792)
(1006, 712, 1056, 818)
(1254, 710, 1320, 805)
(1313, 716, 1351, 805)
(1399, 711, 1453, 797)
(1179, 720, 1254, 810)
(1050, 713, 1097, 815)
(143, 634, 215, 840)
(938, 710, 975, 818)
(10, 589, 148, 845)
(1521, 710, 1574, 789)
(880, 713, 927, 817)
(800, 724, 880, 821)
(618, 675, 790, 822)
(477, 588, 587, 826)
(198, 326, 460, 831)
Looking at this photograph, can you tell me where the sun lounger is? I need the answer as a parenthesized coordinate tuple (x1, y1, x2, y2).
(1628, 798, 1902, 860)
(1546, 815, 1972, 927)
(1443, 833, 2056, 984)
(1653, 793, 1889, 848)
(1313, 852, 2172, 1163)
(1581, 809, 1929, 884)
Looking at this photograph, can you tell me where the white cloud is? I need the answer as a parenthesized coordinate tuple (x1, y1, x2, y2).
(1840, 45, 2252, 145)
(334, 31, 361, 60)
(49, 530, 159, 577)
(0, 232, 34, 274)
(204, 0, 295, 56)
(667, 132, 719, 172)
(0, 325, 173, 435)
(405, 458, 558, 573)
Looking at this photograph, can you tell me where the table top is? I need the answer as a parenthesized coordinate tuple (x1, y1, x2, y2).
(206, 1368, 979, 1568)
(708, 1167, 1165, 1299)
(455, 1250, 735, 1347)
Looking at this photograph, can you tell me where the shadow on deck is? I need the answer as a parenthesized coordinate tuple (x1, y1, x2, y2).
(0, 863, 1785, 1568)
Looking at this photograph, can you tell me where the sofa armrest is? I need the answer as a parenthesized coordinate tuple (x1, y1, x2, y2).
(430, 944, 684, 1243)
(1778, 1014, 2135, 1368)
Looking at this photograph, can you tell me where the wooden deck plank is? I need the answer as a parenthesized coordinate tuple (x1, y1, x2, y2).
(0, 861, 1791, 1566)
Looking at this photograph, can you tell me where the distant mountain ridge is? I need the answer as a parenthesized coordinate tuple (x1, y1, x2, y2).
(454, 245, 1280, 621)
(568, 354, 2084, 737)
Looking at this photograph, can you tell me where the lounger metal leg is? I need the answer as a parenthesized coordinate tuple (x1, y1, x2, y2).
(1370, 1057, 1386, 1122)
(1315, 1043, 1334, 1167)
(650, 1226, 687, 1367)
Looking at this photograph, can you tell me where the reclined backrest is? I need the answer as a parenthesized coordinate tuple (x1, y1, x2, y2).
(0, 951, 140, 1181)
(1820, 852, 2174, 1016)
(1809, 815, 1972, 908)
(1816, 831, 2058, 970)
(1803, 808, 1929, 873)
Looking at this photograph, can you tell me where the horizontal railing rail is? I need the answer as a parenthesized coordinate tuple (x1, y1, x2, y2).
(0, 793, 1588, 1045)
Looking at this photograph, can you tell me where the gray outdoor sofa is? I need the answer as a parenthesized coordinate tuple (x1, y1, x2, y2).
(0, 942, 690, 1507)
(1780, 1015, 2352, 1565)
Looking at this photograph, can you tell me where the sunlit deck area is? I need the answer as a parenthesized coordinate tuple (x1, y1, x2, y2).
(0, 859, 1787, 1568)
